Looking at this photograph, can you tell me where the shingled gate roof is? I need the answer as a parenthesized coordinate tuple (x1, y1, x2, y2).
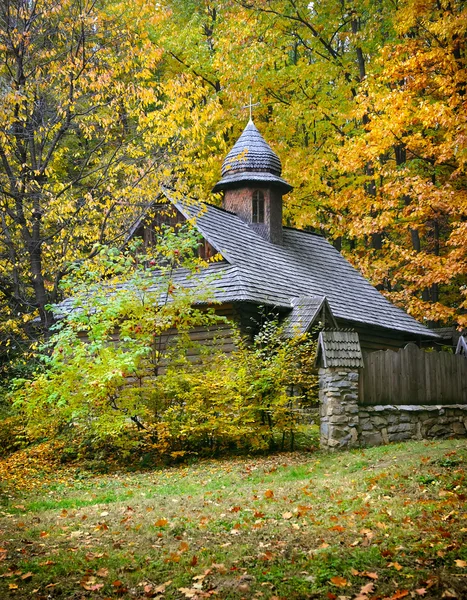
(315, 330, 364, 368)
(170, 196, 437, 340)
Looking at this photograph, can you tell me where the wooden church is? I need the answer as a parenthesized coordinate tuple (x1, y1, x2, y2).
(126, 118, 439, 353)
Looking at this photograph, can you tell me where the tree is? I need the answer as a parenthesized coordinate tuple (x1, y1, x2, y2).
(11, 224, 224, 444)
(334, 0, 467, 325)
(0, 0, 226, 377)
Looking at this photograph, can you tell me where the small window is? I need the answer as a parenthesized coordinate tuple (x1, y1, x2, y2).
(252, 190, 265, 223)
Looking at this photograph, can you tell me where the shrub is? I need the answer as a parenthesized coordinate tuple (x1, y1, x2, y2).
(10, 228, 318, 462)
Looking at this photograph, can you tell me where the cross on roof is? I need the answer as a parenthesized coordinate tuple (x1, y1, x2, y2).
(242, 95, 260, 120)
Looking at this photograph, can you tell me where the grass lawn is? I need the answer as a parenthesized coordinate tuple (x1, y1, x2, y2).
(0, 437, 467, 599)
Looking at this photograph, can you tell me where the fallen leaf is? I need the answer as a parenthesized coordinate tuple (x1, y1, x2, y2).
(361, 571, 378, 579)
(388, 561, 403, 571)
(454, 559, 467, 568)
(282, 512, 293, 520)
(178, 587, 198, 598)
(264, 489, 274, 499)
(21, 572, 33, 581)
(416, 589, 427, 596)
(359, 582, 374, 595)
(155, 518, 168, 527)
(96, 568, 109, 577)
(9, 583, 19, 590)
(388, 591, 409, 599)
(84, 583, 104, 591)
(330, 576, 348, 587)
(441, 590, 458, 598)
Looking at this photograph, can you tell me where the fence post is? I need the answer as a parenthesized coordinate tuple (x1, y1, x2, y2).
(315, 330, 364, 450)
(319, 367, 360, 449)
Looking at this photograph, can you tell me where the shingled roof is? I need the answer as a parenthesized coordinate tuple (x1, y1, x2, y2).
(170, 196, 437, 340)
(282, 296, 337, 338)
(212, 120, 292, 193)
(315, 330, 364, 368)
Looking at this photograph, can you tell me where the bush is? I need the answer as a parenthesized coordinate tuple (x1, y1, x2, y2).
(10, 231, 319, 463)
(0, 416, 28, 457)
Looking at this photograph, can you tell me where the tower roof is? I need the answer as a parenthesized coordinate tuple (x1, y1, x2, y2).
(212, 119, 292, 193)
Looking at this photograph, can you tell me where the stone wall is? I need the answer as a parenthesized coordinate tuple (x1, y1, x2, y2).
(358, 404, 467, 447)
(319, 366, 467, 449)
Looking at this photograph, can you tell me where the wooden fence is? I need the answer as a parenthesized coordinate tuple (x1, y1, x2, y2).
(360, 343, 467, 405)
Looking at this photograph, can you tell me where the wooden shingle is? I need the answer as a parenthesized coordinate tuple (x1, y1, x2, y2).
(315, 330, 364, 368)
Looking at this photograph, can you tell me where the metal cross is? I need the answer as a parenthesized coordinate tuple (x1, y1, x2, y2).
(242, 95, 260, 120)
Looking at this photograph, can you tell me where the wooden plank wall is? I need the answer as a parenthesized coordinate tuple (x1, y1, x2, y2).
(360, 343, 467, 405)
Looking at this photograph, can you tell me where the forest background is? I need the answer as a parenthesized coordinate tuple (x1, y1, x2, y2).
(0, 0, 466, 384)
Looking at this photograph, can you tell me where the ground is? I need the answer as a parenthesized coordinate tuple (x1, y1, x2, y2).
(0, 438, 467, 599)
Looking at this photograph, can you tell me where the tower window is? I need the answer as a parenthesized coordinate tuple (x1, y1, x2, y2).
(252, 190, 265, 223)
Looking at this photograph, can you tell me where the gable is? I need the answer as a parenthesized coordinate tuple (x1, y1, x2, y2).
(282, 296, 337, 338)
(127, 202, 218, 261)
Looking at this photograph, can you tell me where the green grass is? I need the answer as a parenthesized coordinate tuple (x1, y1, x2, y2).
(1, 439, 467, 599)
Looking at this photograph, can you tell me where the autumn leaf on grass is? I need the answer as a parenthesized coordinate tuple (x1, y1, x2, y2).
(96, 568, 109, 577)
(155, 518, 168, 527)
(354, 581, 375, 599)
(264, 489, 274, 499)
(361, 571, 378, 579)
(21, 572, 33, 581)
(330, 576, 349, 587)
(387, 591, 409, 600)
(179, 587, 199, 598)
(388, 561, 403, 571)
(81, 575, 104, 591)
(145, 580, 172, 596)
(454, 559, 467, 567)
(0, 548, 7, 560)
(282, 512, 293, 520)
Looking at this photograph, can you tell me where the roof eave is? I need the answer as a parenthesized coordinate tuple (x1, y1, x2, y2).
(212, 175, 293, 194)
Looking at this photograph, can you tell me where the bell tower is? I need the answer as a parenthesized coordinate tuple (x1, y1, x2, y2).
(212, 119, 292, 245)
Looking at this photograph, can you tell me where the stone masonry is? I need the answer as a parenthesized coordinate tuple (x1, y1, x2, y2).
(358, 404, 467, 447)
(319, 367, 360, 449)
